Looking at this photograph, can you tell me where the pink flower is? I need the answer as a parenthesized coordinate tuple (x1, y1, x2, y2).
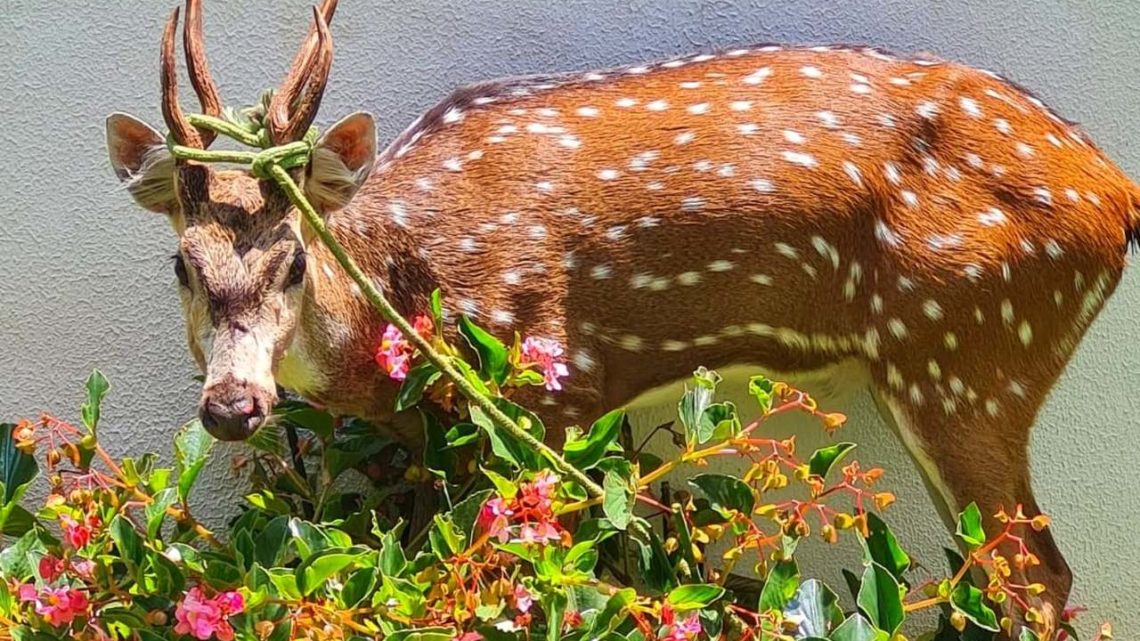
(174, 586, 244, 641)
(374, 316, 433, 382)
(662, 612, 702, 641)
(18, 584, 89, 627)
(71, 559, 96, 580)
(514, 585, 534, 613)
(518, 521, 561, 544)
(520, 337, 570, 391)
(481, 497, 513, 543)
(376, 324, 412, 381)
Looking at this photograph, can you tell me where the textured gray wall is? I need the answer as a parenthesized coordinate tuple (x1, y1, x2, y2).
(2, 0, 1138, 634)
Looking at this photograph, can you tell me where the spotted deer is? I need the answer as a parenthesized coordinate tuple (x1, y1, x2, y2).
(106, 0, 1138, 626)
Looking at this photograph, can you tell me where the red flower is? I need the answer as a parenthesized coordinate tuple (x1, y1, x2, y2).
(480, 471, 566, 546)
(564, 610, 583, 629)
(38, 555, 66, 582)
(60, 515, 92, 549)
(18, 584, 89, 627)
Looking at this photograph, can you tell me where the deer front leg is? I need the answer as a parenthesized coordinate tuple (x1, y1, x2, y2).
(871, 383, 1070, 638)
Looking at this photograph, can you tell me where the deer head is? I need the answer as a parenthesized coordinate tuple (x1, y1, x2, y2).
(105, 0, 377, 441)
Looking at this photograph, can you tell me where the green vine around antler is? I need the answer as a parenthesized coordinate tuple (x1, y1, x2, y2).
(166, 112, 605, 498)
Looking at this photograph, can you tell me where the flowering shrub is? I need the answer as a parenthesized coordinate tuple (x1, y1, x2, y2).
(0, 302, 1110, 641)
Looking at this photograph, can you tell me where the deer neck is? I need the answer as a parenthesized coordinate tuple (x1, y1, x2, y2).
(276, 200, 434, 411)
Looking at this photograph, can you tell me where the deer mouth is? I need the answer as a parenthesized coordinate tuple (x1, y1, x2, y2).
(198, 374, 275, 441)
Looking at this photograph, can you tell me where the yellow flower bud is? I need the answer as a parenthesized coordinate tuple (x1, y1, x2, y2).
(145, 610, 168, 626)
(950, 611, 967, 632)
(821, 524, 838, 544)
(664, 537, 679, 553)
(1001, 617, 1013, 634)
(1027, 583, 1046, 596)
(1031, 514, 1052, 531)
(873, 492, 896, 510)
(255, 621, 276, 640)
(822, 412, 847, 432)
(834, 513, 856, 530)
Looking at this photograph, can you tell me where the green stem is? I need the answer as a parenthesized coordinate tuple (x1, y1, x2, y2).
(187, 113, 263, 147)
(264, 164, 605, 498)
(169, 145, 257, 165)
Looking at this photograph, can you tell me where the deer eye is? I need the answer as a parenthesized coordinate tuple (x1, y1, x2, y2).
(286, 252, 307, 288)
(173, 255, 190, 288)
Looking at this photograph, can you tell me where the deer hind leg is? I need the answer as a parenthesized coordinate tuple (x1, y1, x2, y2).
(870, 382, 1071, 635)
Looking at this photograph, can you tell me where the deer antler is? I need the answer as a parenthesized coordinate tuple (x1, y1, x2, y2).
(183, 0, 222, 146)
(266, 0, 337, 145)
(160, 6, 201, 148)
(160, 0, 223, 149)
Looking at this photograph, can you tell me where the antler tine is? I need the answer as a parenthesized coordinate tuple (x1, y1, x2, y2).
(160, 6, 203, 149)
(266, 1, 337, 144)
(287, 6, 334, 141)
(183, 0, 222, 146)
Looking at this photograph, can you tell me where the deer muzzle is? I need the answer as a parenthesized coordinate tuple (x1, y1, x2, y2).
(198, 325, 278, 441)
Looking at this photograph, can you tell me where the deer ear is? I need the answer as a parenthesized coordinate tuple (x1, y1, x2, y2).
(306, 112, 376, 212)
(106, 113, 176, 213)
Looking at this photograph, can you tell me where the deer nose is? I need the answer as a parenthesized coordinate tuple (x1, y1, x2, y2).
(199, 388, 265, 441)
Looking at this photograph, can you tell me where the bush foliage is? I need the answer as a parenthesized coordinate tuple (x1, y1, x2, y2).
(0, 308, 1104, 641)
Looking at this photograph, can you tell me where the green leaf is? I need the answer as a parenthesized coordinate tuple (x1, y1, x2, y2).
(81, 369, 110, 434)
(689, 473, 755, 516)
(632, 525, 676, 592)
(678, 368, 720, 445)
(430, 288, 444, 327)
(342, 567, 378, 609)
(470, 400, 545, 470)
(666, 584, 725, 610)
(379, 526, 408, 576)
(0, 504, 36, 537)
(0, 423, 38, 505)
(602, 467, 635, 531)
(109, 516, 145, 568)
(144, 488, 179, 540)
(255, 516, 291, 568)
(564, 409, 625, 470)
(589, 588, 637, 638)
(444, 422, 481, 449)
(759, 560, 799, 611)
(275, 401, 337, 441)
(784, 579, 844, 638)
(696, 402, 740, 444)
(451, 489, 494, 544)
(748, 375, 776, 414)
(297, 548, 367, 596)
(862, 512, 910, 581)
(395, 362, 442, 412)
(808, 442, 857, 480)
(857, 562, 905, 638)
(459, 315, 510, 385)
(0, 529, 45, 580)
(429, 514, 465, 558)
(956, 503, 986, 550)
(950, 583, 1000, 632)
(1019, 628, 1042, 641)
(245, 421, 286, 456)
(831, 614, 880, 641)
(174, 419, 213, 501)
